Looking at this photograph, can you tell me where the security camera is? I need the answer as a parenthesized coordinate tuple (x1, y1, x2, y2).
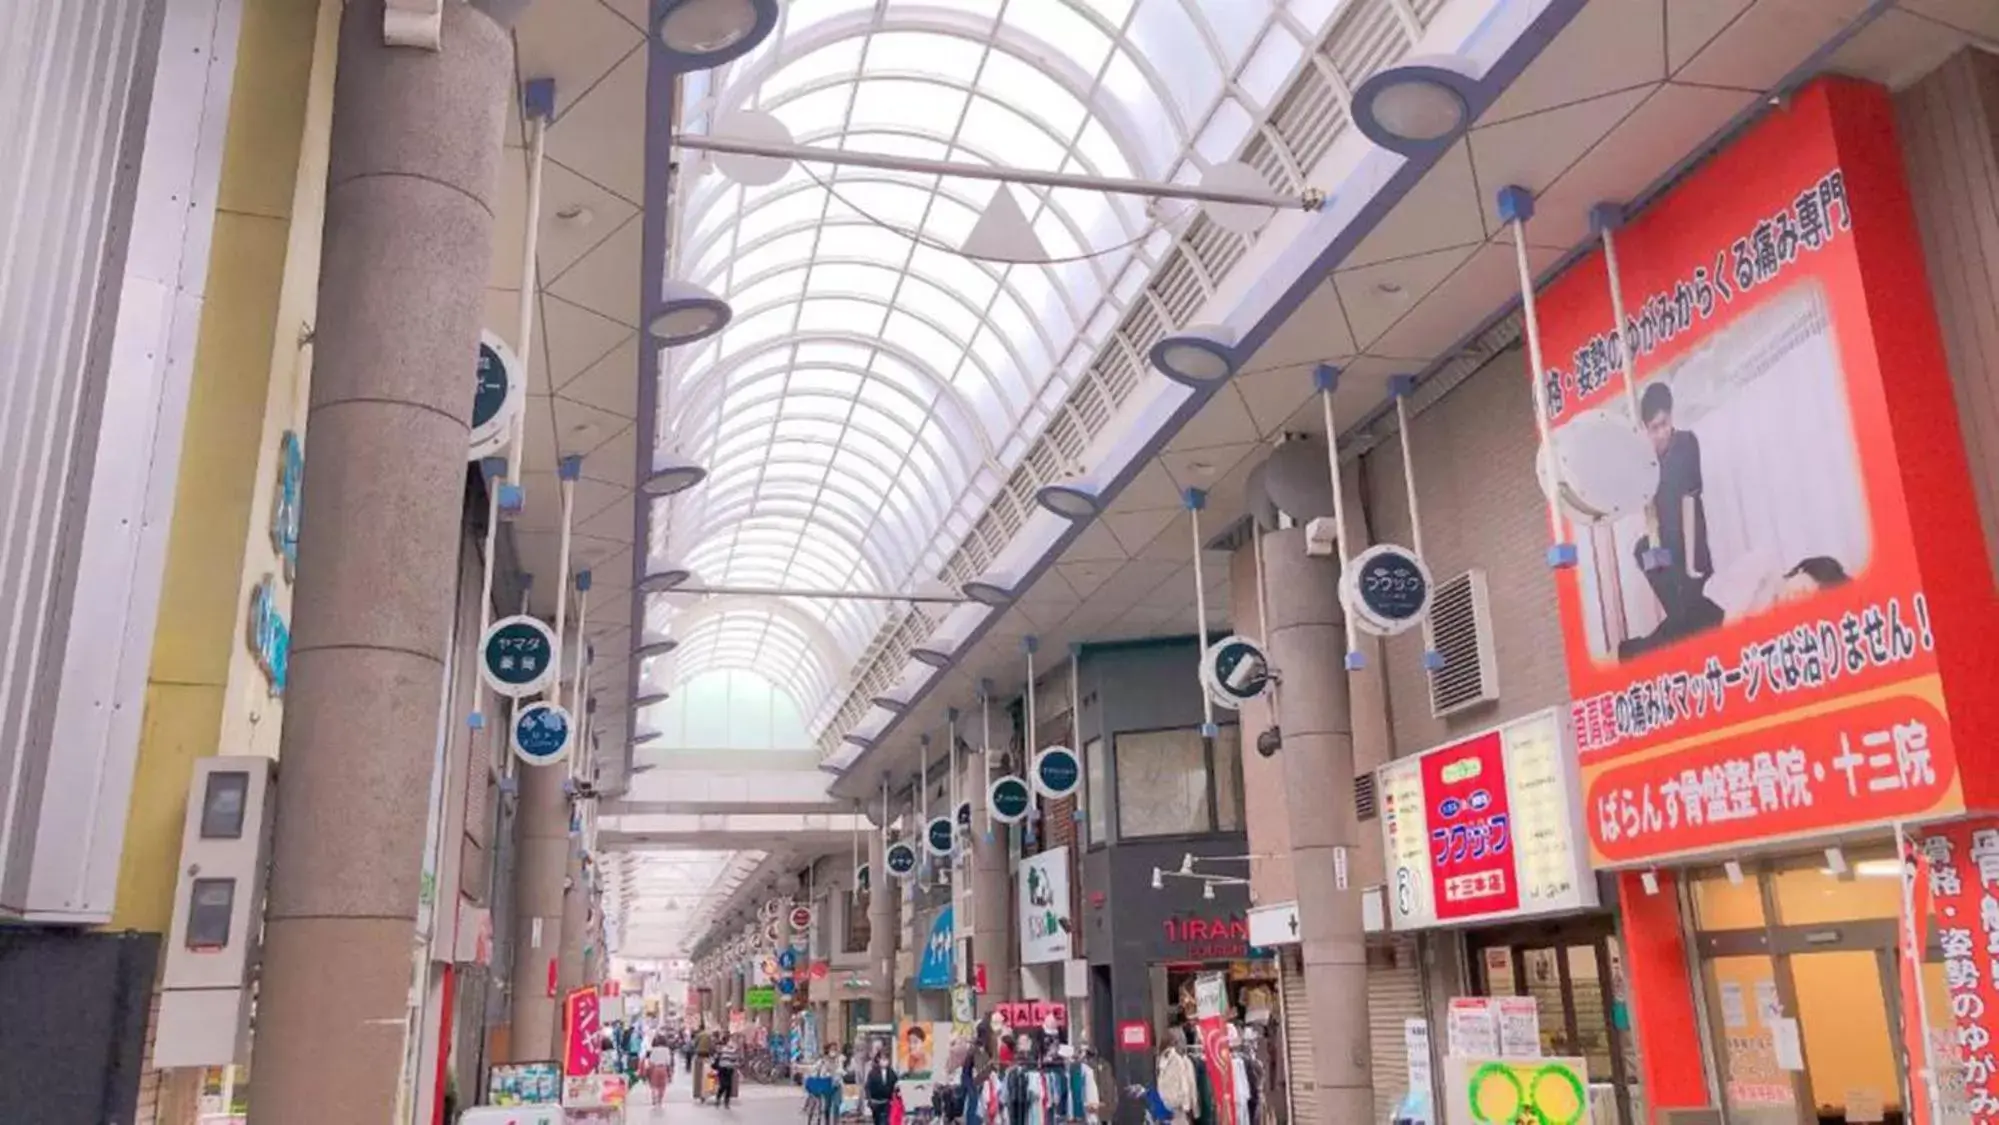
(1256, 727, 1282, 757)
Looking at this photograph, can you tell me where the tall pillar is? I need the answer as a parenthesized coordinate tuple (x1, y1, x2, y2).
(509, 760, 571, 1058)
(867, 830, 895, 1017)
(1262, 525, 1370, 1125)
(970, 778, 1014, 1013)
(248, 3, 509, 1120)
(555, 836, 588, 1001)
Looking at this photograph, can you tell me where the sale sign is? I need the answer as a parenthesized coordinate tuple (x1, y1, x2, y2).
(1531, 77, 1999, 865)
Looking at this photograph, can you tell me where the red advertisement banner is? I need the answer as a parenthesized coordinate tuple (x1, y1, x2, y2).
(1906, 820, 1999, 1120)
(563, 987, 603, 1079)
(1531, 78, 1995, 864)
(1420, 730, 1519, 920)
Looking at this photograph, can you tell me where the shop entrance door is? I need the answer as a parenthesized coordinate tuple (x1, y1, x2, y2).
(1690, 848, 1912, 1125)
(1467, 919, 1640, 1125)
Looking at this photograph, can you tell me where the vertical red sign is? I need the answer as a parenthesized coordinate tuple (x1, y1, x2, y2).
(1908, 820, 1999, 1121)
(1421, 730, 1519, 920)
(563, 987, 603, 1078)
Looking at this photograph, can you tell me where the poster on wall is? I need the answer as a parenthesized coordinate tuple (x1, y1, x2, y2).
(1378, 709, 1597, 929)
(894, 1021, 944, 1101)
(1018, 847, 1073, 964)
(1533, 79, 1999, 867)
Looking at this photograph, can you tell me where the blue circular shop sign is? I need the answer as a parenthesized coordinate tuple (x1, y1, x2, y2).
(777, 948, 797, 970)
(1200, 635, 1272, 710)
(512, 701, 573, 766)
(925, 816, 956, 858)
(885, 841, 919, 878)
(470, 331, 521, 460)
(988, 775, 1031, 825)
(1343, 543, 1432, 637)
(481, 614, 558, 698)
(1032, 746, 1081, 799)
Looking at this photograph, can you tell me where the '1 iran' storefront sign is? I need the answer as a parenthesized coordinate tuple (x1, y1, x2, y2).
(1532, 79, 1999, 867)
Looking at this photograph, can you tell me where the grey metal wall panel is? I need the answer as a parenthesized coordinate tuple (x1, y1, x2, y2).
(0, 0, 165, 914)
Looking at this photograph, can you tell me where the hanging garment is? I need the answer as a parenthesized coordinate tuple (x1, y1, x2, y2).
(1156, 1049, 1199, 1125)
(1229, 1051, 1251, 1125)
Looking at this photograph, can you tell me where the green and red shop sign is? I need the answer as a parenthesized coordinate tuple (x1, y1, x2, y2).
(1531, 78, 1999, 867)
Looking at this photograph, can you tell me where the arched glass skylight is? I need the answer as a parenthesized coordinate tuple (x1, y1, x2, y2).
(649, 0, 1300, 727)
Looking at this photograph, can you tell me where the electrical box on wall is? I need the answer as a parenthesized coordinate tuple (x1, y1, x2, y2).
(153, 756, 276, 1068)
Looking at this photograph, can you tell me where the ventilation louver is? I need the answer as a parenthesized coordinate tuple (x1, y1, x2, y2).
(1427, 568, 1500, 717)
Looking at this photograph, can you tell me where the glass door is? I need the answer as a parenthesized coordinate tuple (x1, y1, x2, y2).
(1702, 952, 1804, 1125)
(1689, 847, 1914, 1125)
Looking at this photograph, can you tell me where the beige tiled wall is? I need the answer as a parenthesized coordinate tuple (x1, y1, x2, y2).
(1361, 347, 1573, 760)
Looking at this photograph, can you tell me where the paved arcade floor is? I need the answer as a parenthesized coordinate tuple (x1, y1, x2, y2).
(624, 1080, 804, 1125)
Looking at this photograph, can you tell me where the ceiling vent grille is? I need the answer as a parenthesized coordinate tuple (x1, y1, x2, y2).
(1428, 568, 1500, 718)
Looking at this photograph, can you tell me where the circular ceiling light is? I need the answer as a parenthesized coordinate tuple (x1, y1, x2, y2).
(649, 280, 733, 346)
(1351, 61, 1479, 155)
(1035, 481, 1103, 520)
(961, 576, 1016, 607)
(635, 638, 680, 661)
(639, 566, 693, 593)
(1149, 325, 1239, 386)
(654, 0, 778, 72)
(645, 458, 708, 496)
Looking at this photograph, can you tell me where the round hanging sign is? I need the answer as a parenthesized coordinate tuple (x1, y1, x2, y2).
(988, 775, 1032, 824)
(470, 331, 524, 460)
(925, 816, 956, 857)
(854, 862, 869, 893)
(480, 614, 559, 698)
(789, 905, 813, 931)
(778, 978, 796, 996)
(760, 898, 781, 921)
(885, 841, 919, 878)
(1199, 634, 1272, 710)
(1032, 746, 1082, 799)
(764, 920, 781, 944)
(1341, 543, 1433, 637)
(777, 948, 798, 971)
(511, 701, 573, 766)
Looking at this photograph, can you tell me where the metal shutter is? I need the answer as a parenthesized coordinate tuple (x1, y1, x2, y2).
(1281, 948, 1314, 1125)
(1367, 937, 1424, 1125)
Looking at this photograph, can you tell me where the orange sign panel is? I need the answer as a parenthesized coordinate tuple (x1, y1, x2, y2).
(1534, 78, 1999, 865)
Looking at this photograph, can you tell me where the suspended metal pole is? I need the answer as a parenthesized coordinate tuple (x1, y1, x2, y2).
(674, 133, 1322, 211)
(671, 584, 970, 604)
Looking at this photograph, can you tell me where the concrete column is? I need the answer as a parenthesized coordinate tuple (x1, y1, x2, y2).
(867, 830, 896, 1017)
(555, 836, 588, 1000)
(248, 3, 509, 1120)
(1262, 526, 1370, 1125)
(509, 759, 571, 1059)
(970, 776, 1014, 1013)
